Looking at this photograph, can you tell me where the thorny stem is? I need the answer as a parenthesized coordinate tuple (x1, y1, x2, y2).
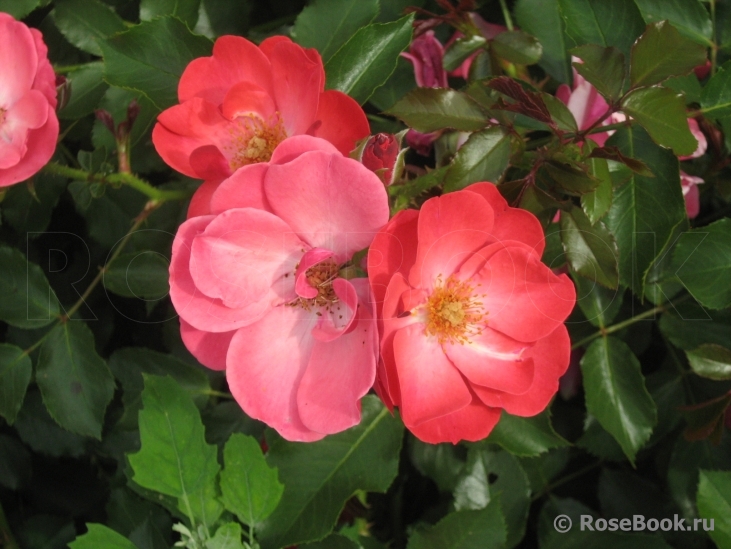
(41, 161, 193, 202)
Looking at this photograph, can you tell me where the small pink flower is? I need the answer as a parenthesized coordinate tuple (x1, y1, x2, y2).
(680, 172, 704, 219)
(153, 36, 369, 182)
(170, 136, 390, 441)
(0, 13, 59, 188)
(679, 118, 707, 160)
(368, 183, 576, 443)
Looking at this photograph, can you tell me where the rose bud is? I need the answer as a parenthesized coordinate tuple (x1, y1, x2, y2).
(361, 133, 400, 185)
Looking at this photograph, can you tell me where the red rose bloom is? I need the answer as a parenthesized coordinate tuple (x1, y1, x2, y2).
(152, 35, 369, 184)
(368, 183, 576, 443)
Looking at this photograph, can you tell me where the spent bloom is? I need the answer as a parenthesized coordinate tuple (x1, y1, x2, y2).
(169, 136, 389, 441)
(0, 13, 58, 188)
(153, 35, 369, 184)
(368, 183, 575, 443)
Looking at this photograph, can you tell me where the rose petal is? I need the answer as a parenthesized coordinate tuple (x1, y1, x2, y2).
(179, 319, 234, 371)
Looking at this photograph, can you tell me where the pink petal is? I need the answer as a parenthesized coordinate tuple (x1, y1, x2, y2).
(295, 248, 335, 300)
(0, 106, 57, 187)
(221, 81, 277, 121)
(310, 277, 359, 342)
(179, 319, 234, 371)
(308, 90, 370, 156)
(680, 118, 707, 160)
(6, 89, 48, 130)
(209, 162, 271, 215)
(409, 191, 495, 290)
(408, 397, 501, 444)
(29, 28, 57, 107)
(178, 36, 273, 104)
(269, 135, 340, 165)
(393, 323, 472, 426)
(264, 151, 389, 261)
(189, 208, 305, 310)
(297, 278, 377, 433)
(473, 325, 570, 416)
(0, 14, 38, 107)
(187, 180, 222, 218)
(226, 306, 323, 441)
(444, 327, 535, 393)
(189, 146, 231, 181)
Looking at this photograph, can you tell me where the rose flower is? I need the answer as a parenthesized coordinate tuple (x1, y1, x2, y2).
(169, 136, 389, 441)
(0, 13, 58, 188)
(368, 183, 576, 443)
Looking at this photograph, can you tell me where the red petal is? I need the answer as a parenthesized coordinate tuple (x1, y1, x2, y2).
(309, 90, 370, 156)
(408, 397, 501, 444)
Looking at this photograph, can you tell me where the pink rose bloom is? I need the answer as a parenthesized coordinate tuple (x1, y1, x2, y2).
(0, 13, 58, 188)
(152, 35, 369, 183)
(169, 136, 389, 441)
(679, 118, 707, 219)
(368, 183, 576, 443)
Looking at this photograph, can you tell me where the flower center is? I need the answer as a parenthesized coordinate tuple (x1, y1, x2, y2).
(289, 259, 340, 311)
(0, 108, 6, 127)
(424, 275, 486, 345)
(225, 113, 287, 171)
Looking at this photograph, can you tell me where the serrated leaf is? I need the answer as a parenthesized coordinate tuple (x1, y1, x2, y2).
(100, 17, 212, 110)
(604, 126, 687, 295)
(487, 410, 569, 457)
(205, 523, 246, 549)
(444, 128, 510, 191)
(560, 206, 619, 288)
(581, 154, 612, 224)
(571, 45, 625, 102)
(326, 15, 414, 104)
(630, 21, 707, 88)
(633, 0, 713, 46)
(573, 273, 623, 328)
(515, 0, 571, 83)
(0, 246, 60, 329)
(697, 470, 731, 549)
(128, 375, 221, 524)
(491, 30, 542, 66)
(586, 146, 653, 177)
(409, 438, 465, 493)
(701, 62, 731, 119)
(36, 322, 115, 439)
(488, 76, 554, 125)
(621, 86, 698, 156)
(686, 344, 731, 380)
(580, 336, 657, 463)
(220, 434, 283, 526)
(103, 252, 170, 301)
(140, 0, 200, 28)
(53, 0, 126, 56)
(0, 344, 32, 425)
(386, 88, 488, 132)
(292, 0, 380, 62)
(443, 35, 487, 72)
(58, 63, 109, 119)
(257, 397, 403, 549)
(671, 218, 731, 309)
(69, 523, 139, 549)
(557, 0, 645, 58)
(407, 500, 506, 549)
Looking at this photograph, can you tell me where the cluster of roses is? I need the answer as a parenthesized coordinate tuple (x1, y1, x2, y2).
(158, 35, 576, 444)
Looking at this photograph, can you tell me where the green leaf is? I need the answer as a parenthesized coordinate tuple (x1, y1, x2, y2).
(701, 61, 731, 120)
(659, 302, 731, 350)
(128, 375, 221, 524)
(292, 0, 380, 62)
(220, 434, 284, 526)
(557, 0, 645, 58)
(630, 21, 707, 88)
(302, 534, 360, 549)
(0, 246, 60, 329)
(0, 344, 32, 425)
(407, 500, 507, 549)
(385, 88, 489, 132)
(515, 0, 571, 83)
(443, 128, 511, 191)
(560, 206, 619, 288)
(369, 56, 417, 111)
(205, 523, 246, 549)
(325, 15, 414, 105)
(140, 0, 200, 28)
(53, 0, 126, 56)
(671, 218, 731, 309)
(573, 273, 623, 328)
(0, 0, 40, 18)
(257, 397, 403, 549)
(604, 126, 687, 295)
(581, 151, 613, 224)
(543, 93, 579, 132)
(409, 438, 465, 493)
(452, 449, 530, 547)
(686, 344, 731, 380)
(491, 30, 543, 66)
(443, 35, 487, 72)
(36, 322, 115, 439)
(580, 336, 657, 463)
(103, 252, 170, 301)
(697, 470, 731, 549)
(571, 45, 625, 102)
(0, 434, 31, 490)
(100, 17, 212, 110)
(621, 86, 698, 156)
(70, 523, 139, 549)
(58, 63, 109, 120)
(632, 0, 713, 46)
(487, 410, 569, 457)
(2, 174, 67, 235)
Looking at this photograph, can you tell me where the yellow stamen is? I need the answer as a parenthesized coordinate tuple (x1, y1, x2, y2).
(424, 275, 486, 345)
(225, 113, 287, 170)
